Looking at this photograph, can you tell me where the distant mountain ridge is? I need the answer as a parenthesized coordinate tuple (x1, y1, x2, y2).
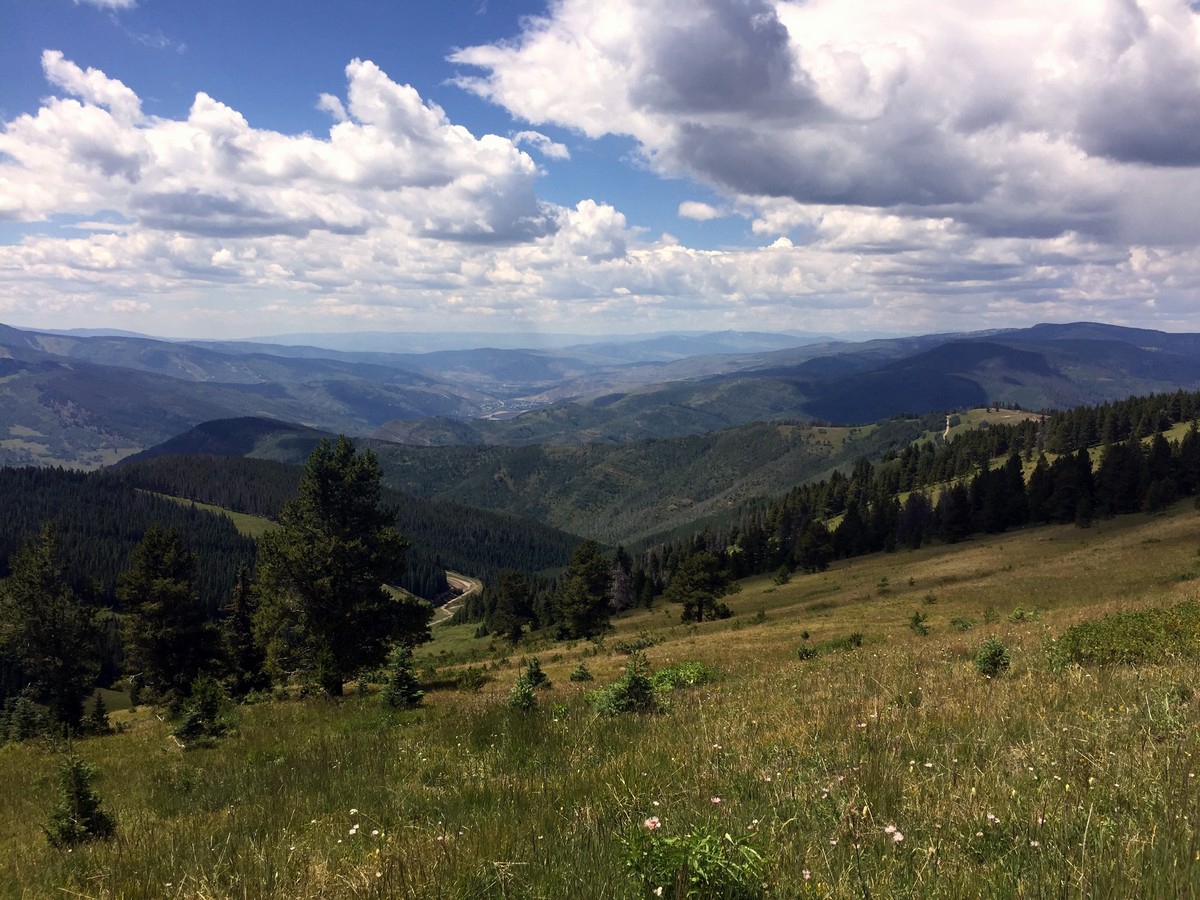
(4, 320, 1200, 467)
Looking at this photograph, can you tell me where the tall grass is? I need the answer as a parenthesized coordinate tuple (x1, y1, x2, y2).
(2, 502, 1199, 897)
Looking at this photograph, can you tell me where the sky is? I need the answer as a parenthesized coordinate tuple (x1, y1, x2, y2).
(2, 0, 1200, 340)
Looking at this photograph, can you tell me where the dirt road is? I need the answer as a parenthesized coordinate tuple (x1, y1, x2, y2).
(434, 572, 482, 624)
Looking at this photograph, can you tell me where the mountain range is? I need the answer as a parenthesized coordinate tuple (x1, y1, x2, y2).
(4, 320, 1200, 469)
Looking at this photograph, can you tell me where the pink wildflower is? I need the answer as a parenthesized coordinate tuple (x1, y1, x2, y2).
(644, 816, 661, 831)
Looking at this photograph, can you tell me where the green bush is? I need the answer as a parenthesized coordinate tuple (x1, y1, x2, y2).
(568, 662, 594, 682)
(171, 675, 232, 747)
(909, 611, 930, 636)
(380, 645, 423, 709)
(592, 652, 663, 716)
(652, 661, 720, 691)
(974, 637, 1011, 677)
(506, 674, 538, 712)
(797, 631, 864, 661)
(520, 657, 552, 689)
(1048, 601, 1200, 668)
(624, 818, 764, 899)
(44, 752, 115, 848)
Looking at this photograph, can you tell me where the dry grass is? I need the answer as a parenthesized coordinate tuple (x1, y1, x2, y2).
(3, 501, 1199, 898)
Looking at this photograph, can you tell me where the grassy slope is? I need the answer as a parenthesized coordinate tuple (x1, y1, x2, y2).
(3, 501, 1199, 897)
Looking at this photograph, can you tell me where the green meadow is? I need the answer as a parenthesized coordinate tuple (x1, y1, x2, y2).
(3, 500, 1199, 898)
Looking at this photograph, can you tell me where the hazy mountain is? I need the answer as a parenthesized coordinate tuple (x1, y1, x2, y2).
(6, 320, 1200, 468)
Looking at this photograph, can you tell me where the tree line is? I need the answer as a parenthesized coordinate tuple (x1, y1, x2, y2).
(108, 455, 580, 597)
(1, 437, 433, 736)
(456, 390, 1200, 639)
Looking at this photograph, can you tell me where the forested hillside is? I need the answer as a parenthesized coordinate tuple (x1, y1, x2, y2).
(110, 455, 582, 587)
(0, 467, 254, 615)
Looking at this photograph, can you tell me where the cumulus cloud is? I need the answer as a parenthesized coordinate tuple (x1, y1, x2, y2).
(0, 54, 553, 243)
(513, 130, 570, 160)
(679, 201, 723, 221)
(452, 0, 1200, 247)
(4, 27, 1200, 338)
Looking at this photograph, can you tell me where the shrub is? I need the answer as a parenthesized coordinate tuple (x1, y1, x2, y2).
(380, 645, 423, 709)
(652, 661, 720, 691)
(520, 657, 552, 689)
(624, 818, 764, 899)
(798, 631, 864, 661)
(975, 637, 1011, 677)
(2, 694, 47, 743)
(171, 675, 233, 747)
(506, 674, 538, 712)
(1048, 601, 1200, 668)
(950, 617, 976, 632)
(568, 662, 594, 682)
(45, 752, 115, 848)
(85, 694, 112, 736)
(592, 652, 663, 716)
(456, 667, 490, 691)
(909, 611, 930, 636)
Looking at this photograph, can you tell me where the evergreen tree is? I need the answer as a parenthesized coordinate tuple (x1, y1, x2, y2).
(380, 644, 423, 709)
(795, 520, 834, 572)
(662, 551, 739, 623)
(554, 540, 613, 639)
(44, 751, 115, 848)
(221, 564, 269, 698)
(254, 437, 432, 696)
(489, 571, 534, 644)
(119, 525, 221, 701)
(0, 524, 98, 731)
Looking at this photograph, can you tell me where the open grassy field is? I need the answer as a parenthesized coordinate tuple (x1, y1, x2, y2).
(3, 501, 1199, 898)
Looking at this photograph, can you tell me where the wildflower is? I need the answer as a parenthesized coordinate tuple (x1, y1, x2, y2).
(1029, 840, 1040, 848)
(644, 816, 661, 831)
(924, 762, 933, 769)
(829, 839, 838, 846)
(371, 829, 380, 837)
(653, 888, 664, 897)
(803, 870, 811, 881)
(711, 796, 722, 804)
(892, 831, 904, 843)
(350, 808, 359, 816)
(884, 825, 897, 835)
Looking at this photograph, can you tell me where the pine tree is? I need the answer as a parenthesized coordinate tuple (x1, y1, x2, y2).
(44, 751, 115, 848)
(663, 551, 739, 623)
(118, 525, 221, 701)
(554, 540, 612, 639)
(380, 644, 423, 709)
(221, 564, 269, 698)
(0, 524, 98, 731)
(254, 437, 433, 696)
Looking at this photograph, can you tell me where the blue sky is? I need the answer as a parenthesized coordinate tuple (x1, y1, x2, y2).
(3, 0, 1200, 339)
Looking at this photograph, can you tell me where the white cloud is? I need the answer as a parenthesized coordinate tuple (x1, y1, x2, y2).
(41, 50, 142, 122)
(513, 130, 570, 160)
(73, 0, 137, 8)
(5, 34, 1200, 338)
(679, 201, 722, 221)
(453, 0, 1200, 248)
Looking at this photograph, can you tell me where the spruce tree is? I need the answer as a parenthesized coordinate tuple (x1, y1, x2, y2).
(221, 564, 268, 697)
(0, 524, 98, 731)
(44, 751, 115, 847)
(118, 525, 221, 701)
(254, 437, 432, 696)
(554, 540, 612, 639)
(380, 644, 423, 709)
